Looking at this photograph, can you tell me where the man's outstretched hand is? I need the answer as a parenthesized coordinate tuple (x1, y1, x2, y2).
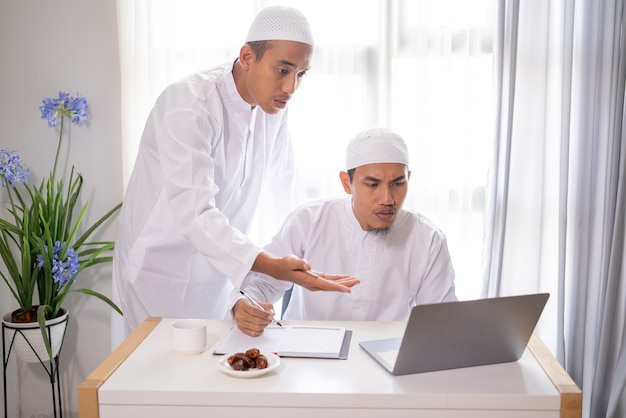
(252, 253, 360, 292)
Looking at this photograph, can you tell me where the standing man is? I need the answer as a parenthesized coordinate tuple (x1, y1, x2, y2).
(233, 127, 457, 336)
(113, 6, 358, 337)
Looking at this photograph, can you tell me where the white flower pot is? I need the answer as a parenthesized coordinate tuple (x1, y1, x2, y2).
(2, 308, 68, 363)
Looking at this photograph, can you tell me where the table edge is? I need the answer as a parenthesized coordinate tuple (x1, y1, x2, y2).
(77, 316, 162, 418)
(528, 333, 582, 418)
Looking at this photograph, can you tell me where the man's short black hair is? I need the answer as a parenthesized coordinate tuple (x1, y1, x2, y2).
(246, 40, 273, 61)
(347, 168, 355, 182)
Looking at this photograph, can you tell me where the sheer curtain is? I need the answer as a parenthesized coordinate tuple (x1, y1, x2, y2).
(115, 0, 496, 304)
(484, 1, 626, 417)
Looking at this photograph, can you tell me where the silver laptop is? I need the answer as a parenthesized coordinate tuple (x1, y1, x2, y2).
(359, 293, 549, 376)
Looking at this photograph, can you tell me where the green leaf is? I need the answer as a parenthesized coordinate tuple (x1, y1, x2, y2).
(37, 305, 54, 363)
(72, 288, 123, 316)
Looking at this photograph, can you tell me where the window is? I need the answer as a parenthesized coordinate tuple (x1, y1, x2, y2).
(121, 0, 497, 301)
(286, 0, 496, 300)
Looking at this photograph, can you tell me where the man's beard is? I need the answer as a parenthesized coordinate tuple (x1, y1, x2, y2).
(369, 227, 390, 236)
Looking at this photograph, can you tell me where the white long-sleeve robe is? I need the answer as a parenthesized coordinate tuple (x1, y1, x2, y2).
(113, 61, 298, 336)
(236, 198, 457, 321)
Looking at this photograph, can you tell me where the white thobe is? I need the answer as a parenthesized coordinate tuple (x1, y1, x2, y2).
(236, 198, 457, 321)
(113, 61, 298, 336)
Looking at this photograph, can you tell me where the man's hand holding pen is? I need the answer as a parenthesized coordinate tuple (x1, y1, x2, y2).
(234, 293, 279, 337)
(239, 254, 360, 337)
(240, 290, 282, 327)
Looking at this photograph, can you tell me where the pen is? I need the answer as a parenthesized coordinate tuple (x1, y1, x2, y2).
(239, 290, 283, 327)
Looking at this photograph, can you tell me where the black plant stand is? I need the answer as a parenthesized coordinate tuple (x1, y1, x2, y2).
(2, 315, 68, 418)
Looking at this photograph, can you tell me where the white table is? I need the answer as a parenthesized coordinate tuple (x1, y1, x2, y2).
(78, 317, 581, 418)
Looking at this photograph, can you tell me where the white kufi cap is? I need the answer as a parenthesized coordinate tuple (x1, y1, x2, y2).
(346, 127, 410, 170)
(246, 6, 314, 46)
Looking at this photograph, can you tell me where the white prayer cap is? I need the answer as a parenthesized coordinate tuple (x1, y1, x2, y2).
(245, 6, 314, 46)
(346, 127, 410, 170)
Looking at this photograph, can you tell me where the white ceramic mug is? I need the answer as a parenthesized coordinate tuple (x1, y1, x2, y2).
(170, 319, 208, 354)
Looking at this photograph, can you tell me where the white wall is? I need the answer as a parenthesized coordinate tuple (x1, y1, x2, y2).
(0, 0, 122, 416)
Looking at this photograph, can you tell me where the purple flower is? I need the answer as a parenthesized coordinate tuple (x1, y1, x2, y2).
(0, 150, 31, 187)
(36, 240, 80, 287)
(39, 91, 89, 128)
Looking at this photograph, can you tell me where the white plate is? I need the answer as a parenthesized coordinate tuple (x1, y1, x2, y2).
(218, 351, 281, 378)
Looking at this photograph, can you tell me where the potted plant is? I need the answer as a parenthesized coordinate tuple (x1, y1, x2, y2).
(0, 91, 122, 363)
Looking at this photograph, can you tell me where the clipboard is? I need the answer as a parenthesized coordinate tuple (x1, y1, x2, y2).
(214, 325, 353, 359)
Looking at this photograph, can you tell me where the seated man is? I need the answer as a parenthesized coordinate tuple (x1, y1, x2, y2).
(232, 127, 457, 336)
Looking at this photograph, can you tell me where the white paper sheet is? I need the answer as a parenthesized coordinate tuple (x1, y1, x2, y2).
(214, 325, 347, 358)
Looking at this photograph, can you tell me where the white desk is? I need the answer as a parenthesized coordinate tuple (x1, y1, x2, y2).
(78, 317, 581, 418)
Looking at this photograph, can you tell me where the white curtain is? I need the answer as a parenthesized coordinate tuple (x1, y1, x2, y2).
(484, 0, 626, 417)
(115, 0, 497, 304)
